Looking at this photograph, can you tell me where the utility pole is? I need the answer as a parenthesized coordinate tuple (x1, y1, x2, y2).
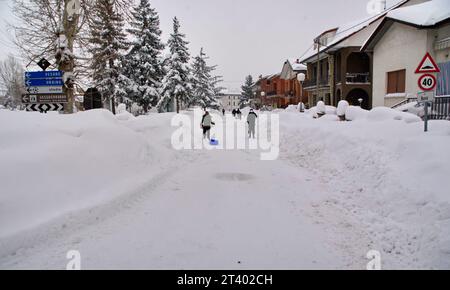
(315, 37, 321, 105)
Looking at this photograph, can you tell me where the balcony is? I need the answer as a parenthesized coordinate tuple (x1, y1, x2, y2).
(303, 78, 330, 89)
(346, 73, 370, 84)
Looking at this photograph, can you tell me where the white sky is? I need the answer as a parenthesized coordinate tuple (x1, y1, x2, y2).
(0, 0, 403, 90)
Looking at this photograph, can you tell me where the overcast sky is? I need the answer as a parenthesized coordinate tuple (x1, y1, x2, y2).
(0, 0, 402, 90)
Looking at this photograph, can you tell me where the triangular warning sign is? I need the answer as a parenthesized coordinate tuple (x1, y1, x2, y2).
(415, 52, 440, 74)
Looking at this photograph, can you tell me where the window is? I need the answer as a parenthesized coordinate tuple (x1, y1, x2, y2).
(387, 69, 406, 94)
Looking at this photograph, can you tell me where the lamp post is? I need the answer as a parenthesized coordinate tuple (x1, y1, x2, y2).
(261, 91, 266, 110)
(297, 72, 306, 97)
(297, 73, 306, 113)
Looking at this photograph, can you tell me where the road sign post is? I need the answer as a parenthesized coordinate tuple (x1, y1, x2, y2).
(415, 53, 440, 133)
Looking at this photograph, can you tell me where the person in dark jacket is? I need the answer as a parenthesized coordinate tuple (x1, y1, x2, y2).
(232, 109, 236, 118)
(247, 109, 258, 138)
(201, 111, 215, 140)
(236, 108, 242, 119)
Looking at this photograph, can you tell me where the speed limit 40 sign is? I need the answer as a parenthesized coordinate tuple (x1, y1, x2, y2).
(418, 74, 437, 91)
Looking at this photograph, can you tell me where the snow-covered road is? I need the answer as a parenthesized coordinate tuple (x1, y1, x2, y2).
(0, 130, 355, 269)
(1, 108, 449, 269)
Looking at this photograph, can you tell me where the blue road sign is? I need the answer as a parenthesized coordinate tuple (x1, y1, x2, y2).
(25, 78, 64, 87)
(25, 70, 63, 79)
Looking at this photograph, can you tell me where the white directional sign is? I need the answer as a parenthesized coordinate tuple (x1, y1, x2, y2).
(417, 91, 435, 103)
(26, 86, 64, 94)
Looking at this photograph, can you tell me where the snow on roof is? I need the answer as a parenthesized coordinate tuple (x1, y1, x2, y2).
(386, 0, 450, 27)
(221, 88, 241, 95)
(288, 58, 307, 71)
(300, 0, 409, 63)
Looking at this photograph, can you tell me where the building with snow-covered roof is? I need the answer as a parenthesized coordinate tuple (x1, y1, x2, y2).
(218, 93, 242, 111)
(300, 0, 426, 109)
(362, 0, 450, 108)
(280, 59, 308, 105)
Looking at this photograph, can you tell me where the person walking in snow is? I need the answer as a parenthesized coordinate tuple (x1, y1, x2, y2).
(222, 108, 226, 116)
(232, 109, 236, 118)
(247, 109, 258, 139)
(201, 111, 215, 140)
(237, 108, 242, 119)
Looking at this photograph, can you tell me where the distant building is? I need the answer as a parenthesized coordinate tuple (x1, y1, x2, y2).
(253, 61, 308, 109)
(280, 59, 308, 105)
(219, 93, 242, 111)
(362, 0, 450, 107)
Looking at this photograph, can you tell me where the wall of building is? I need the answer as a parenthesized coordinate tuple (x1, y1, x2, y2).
(372, 22, 428, 107)
(220, 95, 241, 111)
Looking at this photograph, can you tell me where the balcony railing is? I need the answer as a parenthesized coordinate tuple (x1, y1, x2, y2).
(346, 73, 370, 84)
(303, 78, 329, 88)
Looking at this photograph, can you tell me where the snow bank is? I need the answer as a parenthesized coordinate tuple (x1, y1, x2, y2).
(279, 113, 450, 269)
(0, 109, 160, 239)
(344, 106, 369, 121)
(368, 107, 421, 123)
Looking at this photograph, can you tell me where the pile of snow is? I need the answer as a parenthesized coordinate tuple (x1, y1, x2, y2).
(279, 113, 450, 269)
(368, 107, 421, 123)
(0, 109, 173, 240)
(344, 106, 369, 121)
(285, 105, 298, 112)
(303, 103, 421, 124)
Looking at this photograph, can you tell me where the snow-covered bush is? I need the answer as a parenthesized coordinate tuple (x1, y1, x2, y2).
(117, 103, 127, 114)
(131, 103, 144, 116)
(337, 100, 349, 118)
(316, 101, 326, 116)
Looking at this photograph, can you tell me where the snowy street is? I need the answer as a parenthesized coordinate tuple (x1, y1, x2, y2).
(1, 108, 449, 270)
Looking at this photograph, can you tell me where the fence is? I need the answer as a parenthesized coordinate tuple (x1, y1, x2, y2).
(392, 96, 450, 120)
(430, 96, 450, 120)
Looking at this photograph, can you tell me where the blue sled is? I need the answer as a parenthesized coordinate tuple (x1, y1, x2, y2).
(210, 139, 219, 146)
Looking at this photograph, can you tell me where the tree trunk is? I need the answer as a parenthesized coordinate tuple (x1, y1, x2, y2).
(61, 0, 81, 114)
(176, 95, 180, 114)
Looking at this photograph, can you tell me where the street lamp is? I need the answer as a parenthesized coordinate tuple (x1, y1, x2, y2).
(297, 73, 306, 97)
(261, 91, 266, 110)
(297, 73, 306, 109)
(358, 98, 363, 107)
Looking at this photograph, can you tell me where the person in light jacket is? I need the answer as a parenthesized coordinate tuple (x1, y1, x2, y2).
(201, 111, 215, 140)
(247, 109, 258, 139)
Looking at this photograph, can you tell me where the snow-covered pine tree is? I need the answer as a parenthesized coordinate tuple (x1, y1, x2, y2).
(240, 75, 254, 107)
(89, 0, 128, 114)
(190, 48, 220, 109)
(158, 17, 192, 113)
(211, 75, 226, 98)
(122, 0, 165, 113)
